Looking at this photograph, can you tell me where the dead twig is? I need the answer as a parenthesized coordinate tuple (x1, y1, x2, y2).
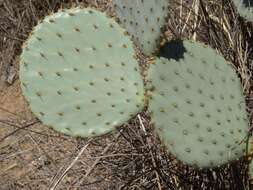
(49, 140, 92, 190)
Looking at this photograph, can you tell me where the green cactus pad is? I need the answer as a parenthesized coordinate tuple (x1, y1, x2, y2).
(232, 0, 253, 21)
(148, 40, 249, 168)
(19, 8, 145, 138)
(113, 0, 169, 56)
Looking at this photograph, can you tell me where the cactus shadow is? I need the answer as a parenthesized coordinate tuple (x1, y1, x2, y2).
(158, 40, 187, 61)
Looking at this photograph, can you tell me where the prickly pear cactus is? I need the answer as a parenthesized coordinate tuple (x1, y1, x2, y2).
(113, 0, 169, 56)
(147, 40, 249, 168)
(19, 8, 145, 137)
(232, 0, 253, 21)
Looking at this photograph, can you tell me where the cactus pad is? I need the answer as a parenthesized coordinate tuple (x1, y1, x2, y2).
(113, 0, 169, 56)
(148, 40, 249, 168)
(19, 8, 145, 137)
(232, 0, 253, 21)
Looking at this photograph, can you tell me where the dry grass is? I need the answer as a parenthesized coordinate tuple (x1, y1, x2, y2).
(0, 0, 252, 189)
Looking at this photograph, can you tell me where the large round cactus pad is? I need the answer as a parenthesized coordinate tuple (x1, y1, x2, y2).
(148, 40, 249, 168)
(20, 8, 145, 137)
(232, 0, 253, 21)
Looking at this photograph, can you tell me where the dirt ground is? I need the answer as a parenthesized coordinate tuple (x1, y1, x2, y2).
(0, 0, 253, 190)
